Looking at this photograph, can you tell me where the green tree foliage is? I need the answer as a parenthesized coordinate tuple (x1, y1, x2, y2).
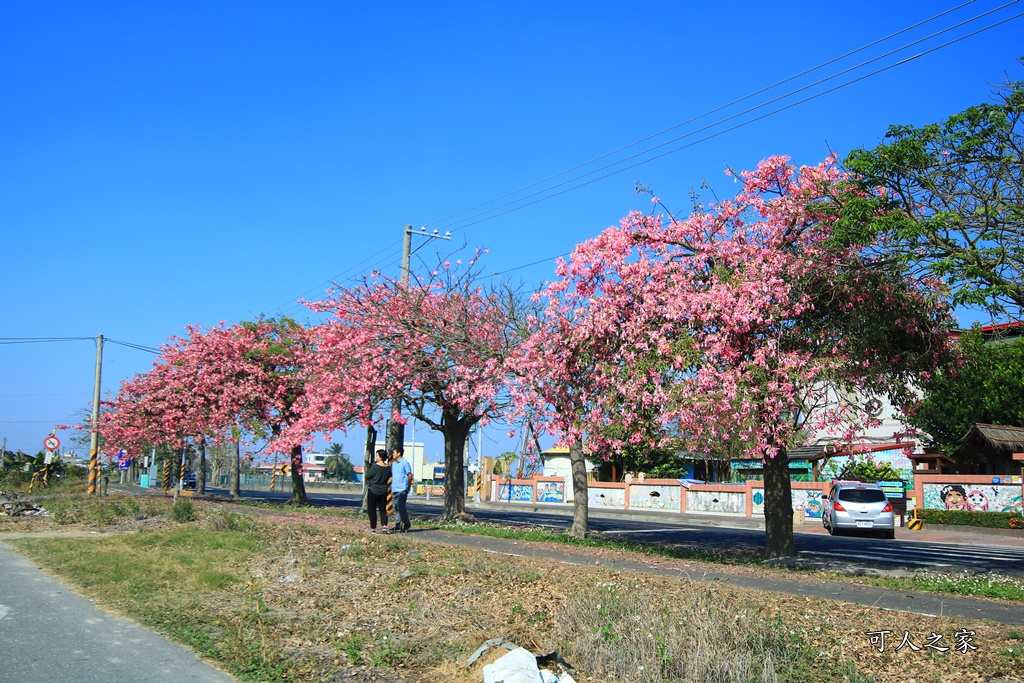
(833, 454, 902, 482)
(841, 73, 1024, 319)
(323, 453, 354, 481)
(905, 328, 1024, 457)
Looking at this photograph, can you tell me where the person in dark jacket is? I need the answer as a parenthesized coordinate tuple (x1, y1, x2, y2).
(364, 449, 392, 533)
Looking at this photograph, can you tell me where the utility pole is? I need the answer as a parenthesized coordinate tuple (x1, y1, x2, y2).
(385, 224, 451, 456)
(87, 334, 103, 495)
(475, 423, 483, 503)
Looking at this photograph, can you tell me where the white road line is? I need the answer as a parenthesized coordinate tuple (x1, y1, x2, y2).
(869, 546, 1024, 562)
(909, 541, 1024, 554)
(800, 550, 953, 567)
(602, 528, 694, 535)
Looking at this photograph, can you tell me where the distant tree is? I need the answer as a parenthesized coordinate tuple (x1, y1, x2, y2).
(842, 73, 1024, 320)
(323, 453, 354, 481)
(834, 454, 902, 482)
(905, 328, 1024, 458)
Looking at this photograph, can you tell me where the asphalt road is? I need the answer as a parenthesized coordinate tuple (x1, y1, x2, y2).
(204, 487, 1024, 578)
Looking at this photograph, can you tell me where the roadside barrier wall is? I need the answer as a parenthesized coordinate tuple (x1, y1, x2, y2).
(912, 473, 1023, 515)
(491, 476, 833, 521)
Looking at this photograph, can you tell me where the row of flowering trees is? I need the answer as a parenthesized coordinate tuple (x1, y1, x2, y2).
(100, 155, 956, 557)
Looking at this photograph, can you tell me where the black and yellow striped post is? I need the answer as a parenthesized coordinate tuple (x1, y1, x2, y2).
(270, 460, 278, 491)
(908, 507, 924, 531)
(386, 474, 393, 518)
(162, 455, 172, 490)
(87, 447, 99, 495)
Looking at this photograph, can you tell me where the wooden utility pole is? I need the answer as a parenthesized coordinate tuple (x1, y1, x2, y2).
(87, 334, 103, 495)
(385, 224, 451, 455)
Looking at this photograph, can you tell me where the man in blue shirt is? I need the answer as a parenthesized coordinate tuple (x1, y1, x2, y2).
(390, 447, 414, 532)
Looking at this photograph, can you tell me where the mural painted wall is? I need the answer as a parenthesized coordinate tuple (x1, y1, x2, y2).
(629, 484, 680, 510)
(751, 488, 825, 517)
(793, 489, 825, 518)
(497, 484, 534, 503)
(589, 486, 626, 509)
(687, 489, 745, 515)
(922, 482, 1023, 513)
(536, 481, 565, 503)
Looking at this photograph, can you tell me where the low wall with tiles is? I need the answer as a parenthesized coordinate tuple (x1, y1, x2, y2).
(492, 477, 831, 519)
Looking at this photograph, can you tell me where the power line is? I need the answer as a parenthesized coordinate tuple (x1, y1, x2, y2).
(485, 253, 573, 279)
(441, 9, 1024, 235)
(421, 0, 984, 230)
(0, 336, 162, 355)
(106, 339, 163, 355)
(0, 337, 94, 344)
(430, 2, 1022, 235)
(268, 240, 406, 315)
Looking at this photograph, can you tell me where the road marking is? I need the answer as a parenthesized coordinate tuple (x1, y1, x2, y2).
(869, 545, 1024, 558)
(0, 605, 8, 621)
(603, 528, 694, 535)
(800, 551, 952, 567)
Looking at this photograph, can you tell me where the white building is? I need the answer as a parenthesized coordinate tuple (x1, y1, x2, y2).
(374, 441, 429, 481)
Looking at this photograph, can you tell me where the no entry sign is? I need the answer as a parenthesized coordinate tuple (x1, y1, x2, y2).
(43, 435, 61, 451)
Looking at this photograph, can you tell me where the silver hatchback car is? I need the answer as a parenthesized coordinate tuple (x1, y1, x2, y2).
(822, 481, 895, 539)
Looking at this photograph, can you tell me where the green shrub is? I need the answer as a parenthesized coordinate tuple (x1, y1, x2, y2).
(172, 499, 197, 523)
(917, 509, 1024, 529)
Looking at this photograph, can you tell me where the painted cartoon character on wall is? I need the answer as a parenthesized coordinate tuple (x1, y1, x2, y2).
(940, 484, 968, 510)
(966, 489, 989, 512)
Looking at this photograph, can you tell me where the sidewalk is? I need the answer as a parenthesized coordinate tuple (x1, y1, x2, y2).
(0, 541, 235, 683)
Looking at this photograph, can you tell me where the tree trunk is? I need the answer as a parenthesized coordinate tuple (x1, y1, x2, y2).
(441, 414, 471, 521)
(230, 440, 241, 498)
(289, 444, 308, 504)
(568, 439, 589, 537)
(197, 438, 207, 495)
(363, 424, 378, 469)
(385, 398, 405, 455)
(763, 446, 795, 558)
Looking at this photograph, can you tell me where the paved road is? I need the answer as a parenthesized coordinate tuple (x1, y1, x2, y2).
(0, 541, 235, 683)
(202, 486, 1024, 577)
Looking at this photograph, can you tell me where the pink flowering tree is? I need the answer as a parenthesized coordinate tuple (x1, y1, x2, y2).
(530, 156, 954, 557)
(511, 291, 678, 537)
(292, 257, 529, 521)
(101, 317, 314, 503)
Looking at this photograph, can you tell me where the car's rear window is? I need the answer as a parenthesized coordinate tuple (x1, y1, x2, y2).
(838, 488, 887, 503)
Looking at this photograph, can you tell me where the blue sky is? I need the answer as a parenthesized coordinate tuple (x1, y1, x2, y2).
(2, 1, 1021, 463)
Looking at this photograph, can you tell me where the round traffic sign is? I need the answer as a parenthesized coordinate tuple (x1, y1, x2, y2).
(43, 435, 61, 451)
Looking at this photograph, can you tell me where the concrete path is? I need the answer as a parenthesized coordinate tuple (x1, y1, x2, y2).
(0, 541, 235, 683)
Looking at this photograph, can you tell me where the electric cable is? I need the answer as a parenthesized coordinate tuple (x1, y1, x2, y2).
(422, 0, 986, 230)
(431, 3, 1022, 234)
(442, 10, 1024, 234)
